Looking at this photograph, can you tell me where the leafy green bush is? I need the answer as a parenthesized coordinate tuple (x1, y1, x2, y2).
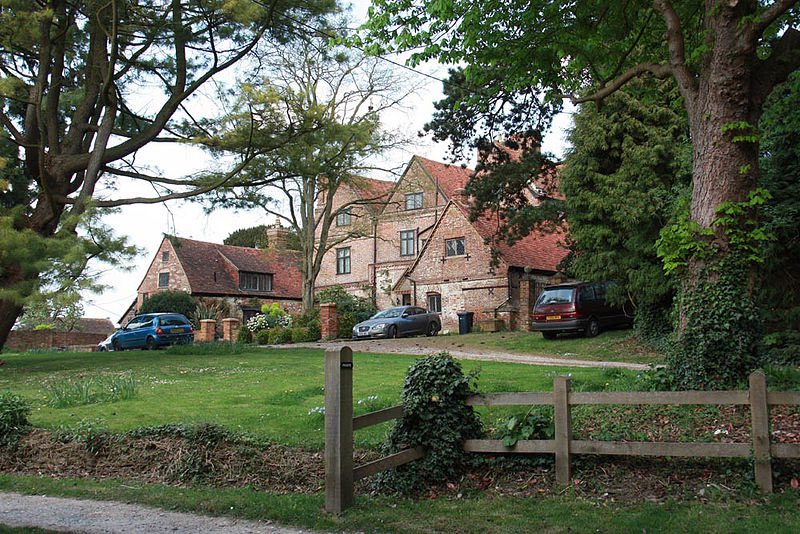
(236, 325, 253, 344)
(290, 326, 315, 342)
(294, 310, 321, 340)
(139, 291, 198, 322)
(0, 391, 30, 444)
(255, 329, 270, 345)
(269, 327, 292, 344)
(317, 285, 376, 338)
(374, 353, 483, 495)
(762, 330, 800, 366)
(495, 407, 553, 447)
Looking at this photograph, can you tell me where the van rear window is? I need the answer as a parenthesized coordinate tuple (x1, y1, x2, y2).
(536, 288, 574, 305)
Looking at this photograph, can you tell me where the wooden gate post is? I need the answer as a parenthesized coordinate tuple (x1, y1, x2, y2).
(554, 375, 572, 485)
(325, 346, 354, 513)
(749, 370, 773, 493)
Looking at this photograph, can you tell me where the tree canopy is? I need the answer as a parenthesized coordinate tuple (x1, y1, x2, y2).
(0, 0, 337, 348)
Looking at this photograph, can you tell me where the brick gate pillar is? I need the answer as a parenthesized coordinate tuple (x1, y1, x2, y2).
(196, 319, 216, 342)
(221, 318, 240, 342)
(320, 302, 339, 340)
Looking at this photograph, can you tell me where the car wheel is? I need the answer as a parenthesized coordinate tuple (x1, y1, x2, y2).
(542, 332, 557, 340)
(112, 339, 122, 351)
(426, 322, 438, 337)
(145, 337, 157, 350)
(585, 317, 600, 338)
(388, 325, 398, 339)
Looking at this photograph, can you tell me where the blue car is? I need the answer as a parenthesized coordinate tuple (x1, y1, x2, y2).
(110, 313, 194, 350)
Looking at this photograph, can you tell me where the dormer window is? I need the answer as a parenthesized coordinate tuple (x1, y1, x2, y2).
(405, 192, 423, 210)
(336, 209, 352, 226)
(239, 271, 272, 292)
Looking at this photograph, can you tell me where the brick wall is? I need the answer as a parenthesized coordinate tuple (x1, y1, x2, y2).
(6, 330, 109, 351)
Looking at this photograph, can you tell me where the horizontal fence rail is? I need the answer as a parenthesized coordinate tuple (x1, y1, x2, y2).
(325, 347, 426, 513)
(464, 371, 800, 493)
(325, 346, 799, 513)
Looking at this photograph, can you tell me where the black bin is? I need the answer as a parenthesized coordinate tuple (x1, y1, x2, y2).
(457, 311, 474, 335)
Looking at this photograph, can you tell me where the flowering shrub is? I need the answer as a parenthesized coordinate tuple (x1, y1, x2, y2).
(245, 303, 292, 333)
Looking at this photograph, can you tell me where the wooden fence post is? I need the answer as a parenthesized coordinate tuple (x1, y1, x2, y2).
(325, 346, 354, 513)
(749, 370, 773, 493)
(554, 375, 572, 485)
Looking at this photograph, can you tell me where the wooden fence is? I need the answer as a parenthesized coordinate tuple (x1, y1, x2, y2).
(324, 347, 424, 513)
(324, 346, 800, 513)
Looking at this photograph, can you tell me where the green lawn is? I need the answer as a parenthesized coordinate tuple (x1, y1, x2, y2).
(3, 345, 796, 533)
(0, 346, 622, 449)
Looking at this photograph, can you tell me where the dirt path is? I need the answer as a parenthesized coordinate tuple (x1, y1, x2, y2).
(277, 338, 653, 370)
(0, 491, 319, 533)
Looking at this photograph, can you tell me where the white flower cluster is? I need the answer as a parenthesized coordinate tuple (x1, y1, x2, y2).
(245, 312, 292, 332)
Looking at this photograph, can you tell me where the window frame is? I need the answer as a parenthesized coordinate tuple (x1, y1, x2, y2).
(161, 250, 169, 262)
(336, 209, 352, 227)
(336, 247, 351, 275)
(404, 192, 423, 210)
(427, 293, 441, 313)
(400, 229, 416, 256)
(239, 271, 273, 292)
(157, 272, 170, 288)
(445, 237, 466, 257)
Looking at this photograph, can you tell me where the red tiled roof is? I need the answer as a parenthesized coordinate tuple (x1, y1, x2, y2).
(349, 175, 395, 215)
(415, 156, 474, 201)
(454, 202, 568, 273)
(171, 237, 302, 299)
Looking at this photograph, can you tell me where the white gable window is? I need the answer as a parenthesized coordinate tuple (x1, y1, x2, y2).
(336, 209, 351, 226)
(239, 272, 273, 292)
(404, 192, 423, 210)
(445, 237, 466, 257)
(158, 272, 170, 288)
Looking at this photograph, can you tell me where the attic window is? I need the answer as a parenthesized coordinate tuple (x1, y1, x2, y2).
(445, 238, 466, 257)
(336, 209, 351, 226)
(405, 192, 423, 210)
(158, 272, 169, 288)
(161, 250, 169, 262)
(239, 272, 272, 292)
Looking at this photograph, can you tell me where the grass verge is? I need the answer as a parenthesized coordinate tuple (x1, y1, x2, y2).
(1, 474, 798, 533)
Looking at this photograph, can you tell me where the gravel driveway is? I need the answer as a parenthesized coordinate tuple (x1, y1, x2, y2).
(0, 492, 319, 534)
(277, 338, 652, 370)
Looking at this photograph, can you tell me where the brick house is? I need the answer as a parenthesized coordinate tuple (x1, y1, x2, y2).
(314, 155, 567, 332)
(122, 228, 303, 325)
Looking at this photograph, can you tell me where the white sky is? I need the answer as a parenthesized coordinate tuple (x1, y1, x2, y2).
(81, 1, 573, 323)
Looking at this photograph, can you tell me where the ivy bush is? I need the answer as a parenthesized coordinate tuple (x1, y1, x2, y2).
(373, 353, 483, 495)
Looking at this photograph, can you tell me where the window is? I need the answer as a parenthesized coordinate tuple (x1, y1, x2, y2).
(427, 293, 441, 313)
(336, 209, 351, 227)
(445, 238, 466, 257)
(401, 293, 411, 305)
(405, 192, 423, 210)
(336, 247, 351, 274)
(400, 230, 416, 256)
(239, 271, 273, 292)
(158, 272, 169, 288)
(161, 250, 169, 262)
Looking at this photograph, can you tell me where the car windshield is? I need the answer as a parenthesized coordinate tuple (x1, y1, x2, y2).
(536, 288, 575, 306)
(371, 308, 404, 319)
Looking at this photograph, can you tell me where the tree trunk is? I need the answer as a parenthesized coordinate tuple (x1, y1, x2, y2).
(0, 300, 24, 350)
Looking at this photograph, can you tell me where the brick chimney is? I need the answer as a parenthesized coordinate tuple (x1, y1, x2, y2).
(265, 221, 291, 250)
